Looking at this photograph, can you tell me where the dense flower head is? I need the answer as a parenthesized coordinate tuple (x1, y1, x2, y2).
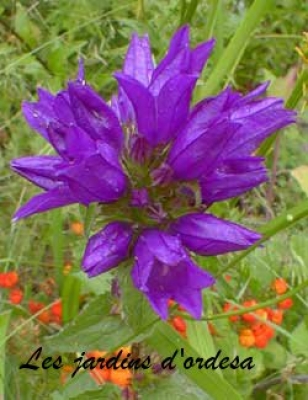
(11, 26, 295, 319)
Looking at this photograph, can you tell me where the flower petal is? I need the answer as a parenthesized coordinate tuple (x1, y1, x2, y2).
(170, 213, 261, 256)
(200, 157, 268, 203)
(82, 222, 133, 277)
(11, 155, 64, 190)
(168, 119, 241, 180)
(156, 74, 197, 144)
(13, 186, 77, 221)
(59, 153, 127, 204)
(114, 73, 156, 145)
(131, 229, 215, 319)
(123, 33, 154, 85)
(68, 82, 123, 151)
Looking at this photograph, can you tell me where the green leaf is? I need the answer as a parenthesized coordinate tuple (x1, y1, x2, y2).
(44, 294, 133, 353)
(291, 165, 308, 197)
(52, 381, 121, 400)
(74, 271, 112, 295)
(147, 322, 243, 400)
(203, 0, 222, 41)
(140, 371, 208, 399)
(187, 320, 221, 376)
(62, 275, 82, 324)
(118, 266, 157, 332)
(219, 199, 308, 275)
(289, 321, 308, 357)
(196, 0, 274, 98)
(0, 311, 11, 397)
(263, 341, 287, 370)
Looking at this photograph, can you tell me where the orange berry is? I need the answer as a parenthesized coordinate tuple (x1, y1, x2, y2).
(239, 329, 255, 347)
(271, 278, 287, 295)
(171, 316, 187, 333)
(278, 298, 293, 310)
(269, 309, 284, 325)
(70, 221, 84, 236)
(109, 368, 132, 387)
(9, 288, 23, 304)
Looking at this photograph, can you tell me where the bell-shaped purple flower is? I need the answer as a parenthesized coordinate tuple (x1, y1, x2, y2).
(12, 70, 128, 221)
(82, 222, 133, 277)
(113, 25, 215, 147)
(131, 230, 215, 319)
(170, 213, 261, 256)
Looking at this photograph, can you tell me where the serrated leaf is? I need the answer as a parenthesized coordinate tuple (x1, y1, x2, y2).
(140, 371, 208, 399)
(291, 165, 308, 197)
(44, 294, 133, 353)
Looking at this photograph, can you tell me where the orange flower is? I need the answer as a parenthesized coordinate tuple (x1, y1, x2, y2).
(271, 278, 287, 295)
(63, 262, 72, 275)
(0, 271, 19, 288)
(37, 310, 51, 324)
(223, 302, 239, 322)
(51, 300, 62, 324)
(9, 288, 23, 304)
(171, 316, 187, 333)
(239, 329, 255, 347)
(224, 275, 232, 282)
(87, 351, 111, 384)
(254, 334, 268, 349)
(70, 221, 84, 236)
(268, 309, 284, 325)
(208, 322, 217, 336)
(28, 300, 45, 314)
(255, 308, 268, 321)
(241, 300, 258, 323)
(109, 368, 132, 387)
(60, 365, 74, 385)
(278, 298, 293, 310)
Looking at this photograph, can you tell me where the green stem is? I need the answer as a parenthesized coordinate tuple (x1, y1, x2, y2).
(206, 278, 308, 321)
(218, 199, 308, 277)
(197, 0, 274, 98)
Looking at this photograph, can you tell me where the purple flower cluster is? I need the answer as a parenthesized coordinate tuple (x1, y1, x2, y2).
(11, 27, 295, 319)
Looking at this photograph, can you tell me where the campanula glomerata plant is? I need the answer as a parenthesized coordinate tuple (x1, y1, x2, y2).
(10, 26, 295, 320)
